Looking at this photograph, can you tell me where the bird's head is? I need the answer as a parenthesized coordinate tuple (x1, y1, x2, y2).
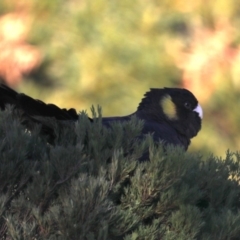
(137, 88, 203, 139)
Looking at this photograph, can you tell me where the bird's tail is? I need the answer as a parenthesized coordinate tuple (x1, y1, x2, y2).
(0, 84, 81, 144)
(0, 84, 19, 110)
(0, 84, 79, 121)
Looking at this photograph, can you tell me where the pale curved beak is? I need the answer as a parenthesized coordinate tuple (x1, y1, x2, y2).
(193, 104, 203, 119)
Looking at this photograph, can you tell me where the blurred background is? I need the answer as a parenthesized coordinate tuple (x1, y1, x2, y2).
(0, 0, 240, 157)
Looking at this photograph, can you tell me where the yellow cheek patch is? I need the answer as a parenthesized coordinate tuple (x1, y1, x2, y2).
(160, 95, 178, 120)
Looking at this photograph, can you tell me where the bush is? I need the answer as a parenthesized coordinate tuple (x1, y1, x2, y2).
(1, 108, 240, 240)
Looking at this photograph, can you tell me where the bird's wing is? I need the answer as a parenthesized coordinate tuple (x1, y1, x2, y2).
(102, 116, 132, 126)
(141, 120, 190, 150)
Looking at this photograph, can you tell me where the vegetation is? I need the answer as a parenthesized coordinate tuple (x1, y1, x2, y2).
(1, 1, 240, 238)
(1, 108, 240, 239)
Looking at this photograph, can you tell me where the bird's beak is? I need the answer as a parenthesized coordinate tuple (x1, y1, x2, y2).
(193, 104, 203, 119)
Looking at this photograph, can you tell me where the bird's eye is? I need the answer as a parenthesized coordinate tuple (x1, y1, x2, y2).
(184, 102, 192, 110)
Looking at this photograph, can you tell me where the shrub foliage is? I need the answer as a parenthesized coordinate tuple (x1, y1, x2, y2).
(1, 107, 240, 240)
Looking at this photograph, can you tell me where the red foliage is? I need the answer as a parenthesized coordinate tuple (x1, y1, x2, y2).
(0, 12, 42, 86)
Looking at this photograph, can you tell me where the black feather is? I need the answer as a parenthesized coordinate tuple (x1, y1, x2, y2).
(0, 84, 202, 158)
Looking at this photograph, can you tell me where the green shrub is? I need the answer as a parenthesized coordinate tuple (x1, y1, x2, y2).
(1, 108, 240, 240)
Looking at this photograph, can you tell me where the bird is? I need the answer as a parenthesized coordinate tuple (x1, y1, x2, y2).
(0, 84, 202, 152)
